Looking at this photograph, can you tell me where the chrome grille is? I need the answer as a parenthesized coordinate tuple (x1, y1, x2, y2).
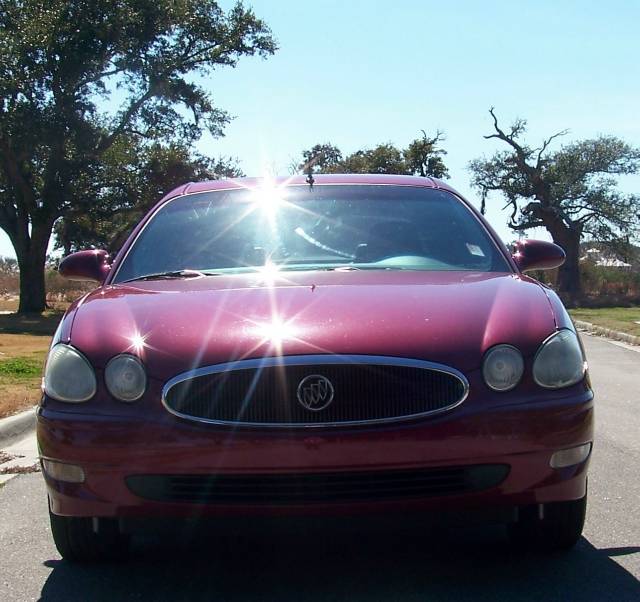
(162, 355, 468, 427)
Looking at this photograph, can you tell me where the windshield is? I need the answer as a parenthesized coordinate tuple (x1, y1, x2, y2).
(113, 185, 510, 282)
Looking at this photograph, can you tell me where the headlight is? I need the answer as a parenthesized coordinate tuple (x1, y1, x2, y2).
(105, 354, 146, 402)
(533, 329, 585, 389)
(44, 344, 97, 402)
(482, 344, 524, 391)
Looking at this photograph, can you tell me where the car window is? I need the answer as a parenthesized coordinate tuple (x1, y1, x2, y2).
(113, 185, 511, 282)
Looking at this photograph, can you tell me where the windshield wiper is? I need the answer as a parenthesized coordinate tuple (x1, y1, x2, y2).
(122, 269, 214, 283)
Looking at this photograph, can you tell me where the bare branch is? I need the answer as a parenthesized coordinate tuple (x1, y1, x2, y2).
(577, 212, 599, 224)
(484, 108, 529, 161)
(420, 129, 445, 144)
(508, 220, 544, 231)
(500, 198, 520, 224)
(535, 129, 569, 167)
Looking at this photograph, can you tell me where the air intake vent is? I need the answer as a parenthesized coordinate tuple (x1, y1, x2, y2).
(127, 465, 509, 505)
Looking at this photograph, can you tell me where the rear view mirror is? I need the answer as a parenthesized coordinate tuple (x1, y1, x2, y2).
(512, 239, 565, 272)
(58, 250, 111, 283)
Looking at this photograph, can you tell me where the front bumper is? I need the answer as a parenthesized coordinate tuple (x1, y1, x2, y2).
(38, 389, 593, 520)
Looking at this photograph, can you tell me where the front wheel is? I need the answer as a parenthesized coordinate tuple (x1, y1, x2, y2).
(508, 494, 587, 552)
(49, 508, 129, 563)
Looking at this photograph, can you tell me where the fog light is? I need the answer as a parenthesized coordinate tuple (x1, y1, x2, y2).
(550, 443, 592, 469)
(42, 459, 85, 483)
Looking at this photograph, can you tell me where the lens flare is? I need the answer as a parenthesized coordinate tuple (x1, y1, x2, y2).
(249, 179, 287, 224)
(254, 317, 296, 349)
(255, 259, 282, 285)
(127, 331, 149, 355)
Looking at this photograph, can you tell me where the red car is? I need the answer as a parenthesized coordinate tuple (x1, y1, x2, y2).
(39, 175, 593, 562)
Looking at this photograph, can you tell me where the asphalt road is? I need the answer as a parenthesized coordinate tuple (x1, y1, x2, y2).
(1, 333, 638, 601)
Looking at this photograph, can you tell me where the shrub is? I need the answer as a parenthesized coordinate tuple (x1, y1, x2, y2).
(581, 263, 640, 297)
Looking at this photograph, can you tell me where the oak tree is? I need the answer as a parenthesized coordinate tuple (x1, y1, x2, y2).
(0, 0, 276, 312)
(54, 141, 243, 255)
(469, 109, 640, 298)
(298, 132, 448, 178)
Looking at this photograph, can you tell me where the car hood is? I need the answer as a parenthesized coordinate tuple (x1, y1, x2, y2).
(66, 270, 557, 378)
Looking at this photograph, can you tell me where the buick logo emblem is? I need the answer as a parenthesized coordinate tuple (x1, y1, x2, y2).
(296, 374, 335, 411)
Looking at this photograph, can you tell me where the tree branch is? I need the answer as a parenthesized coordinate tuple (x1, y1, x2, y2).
(0, 135, 36, 210)
(0, 198, 18, 233)
(483, 108, 550, 204)
(508, 220, 544, 231)
(96, 86, 156, 154)
(77, 66, 127, 90)
(484, 108, 528, 159)
(535, 129, 569, 167)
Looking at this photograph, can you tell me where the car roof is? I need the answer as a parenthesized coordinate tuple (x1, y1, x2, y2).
(160, 174, 460, 204)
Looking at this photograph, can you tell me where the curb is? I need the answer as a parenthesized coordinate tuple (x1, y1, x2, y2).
(574, 320, 640, 347)
(0, 407, 37, 447)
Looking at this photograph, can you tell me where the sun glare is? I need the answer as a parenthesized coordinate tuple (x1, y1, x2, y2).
(127, 331, 149, 355)
(255, 259, 282, 284)
(254, 317, 296, 349)
(249, 180, 287, 223)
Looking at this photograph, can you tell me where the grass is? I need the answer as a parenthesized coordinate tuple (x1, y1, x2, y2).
(0, 357, 42, 377)
(0, 296, 74, 418)
(0, 350, 49, 418)
(0, 310, 58, 418)
(569, 307, 640, 338)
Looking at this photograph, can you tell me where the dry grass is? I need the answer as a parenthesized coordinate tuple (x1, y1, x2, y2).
(0, 295, 71, 315)
(0, 311, 61, 418)
(0, 451, 14, 463)
(0, 464, 39, 475)
(569, 307, 640, 338)
(0, 296, 18, 311)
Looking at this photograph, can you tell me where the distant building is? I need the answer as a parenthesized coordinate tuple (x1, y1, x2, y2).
(580, 246, 634, 270)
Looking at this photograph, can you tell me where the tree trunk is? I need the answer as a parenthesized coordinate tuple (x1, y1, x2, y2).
(554, 231, 581, 304)
(14, 222, 52, 314)
(17, 251, 47, 313)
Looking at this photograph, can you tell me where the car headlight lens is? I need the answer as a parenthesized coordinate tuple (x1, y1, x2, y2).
(533, 329, 585, 389)
(105, 354, 146, 402)
(482, 344, 524, 391)
(44, 344, 97, 402)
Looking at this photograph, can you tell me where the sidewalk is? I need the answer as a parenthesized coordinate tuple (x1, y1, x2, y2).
(0, 408, 39, 486)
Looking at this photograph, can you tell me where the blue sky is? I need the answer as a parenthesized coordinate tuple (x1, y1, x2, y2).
(2, 0, 639, 257)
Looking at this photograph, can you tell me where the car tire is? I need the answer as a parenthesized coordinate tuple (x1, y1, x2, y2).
(508, 493, 587, 552)
(49, 508, 129, 563)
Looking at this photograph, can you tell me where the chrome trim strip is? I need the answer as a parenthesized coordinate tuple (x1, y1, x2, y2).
(161, 354, 469, 428)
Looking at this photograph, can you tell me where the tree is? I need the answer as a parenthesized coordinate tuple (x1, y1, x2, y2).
(296, 143, 343, 174)
(54, 140, 243, 255)
(404, 130, 448, 179)
(297, 132, 448, 177)
(339, 143, 408, 175)
(0, 1, 276, 313)
(469, 109, 640, 299)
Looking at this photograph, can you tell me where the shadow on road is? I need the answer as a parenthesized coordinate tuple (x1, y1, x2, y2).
(38, 525, 640, 601)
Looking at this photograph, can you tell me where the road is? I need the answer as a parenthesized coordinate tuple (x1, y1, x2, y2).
(1, 333, 638, 601)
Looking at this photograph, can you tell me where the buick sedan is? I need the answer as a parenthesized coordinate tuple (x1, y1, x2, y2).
(38, 174, 593, 561)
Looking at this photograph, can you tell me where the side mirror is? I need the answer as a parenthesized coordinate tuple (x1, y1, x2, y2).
(512, 239, 565, 272)
(58, 250, 111, 283)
